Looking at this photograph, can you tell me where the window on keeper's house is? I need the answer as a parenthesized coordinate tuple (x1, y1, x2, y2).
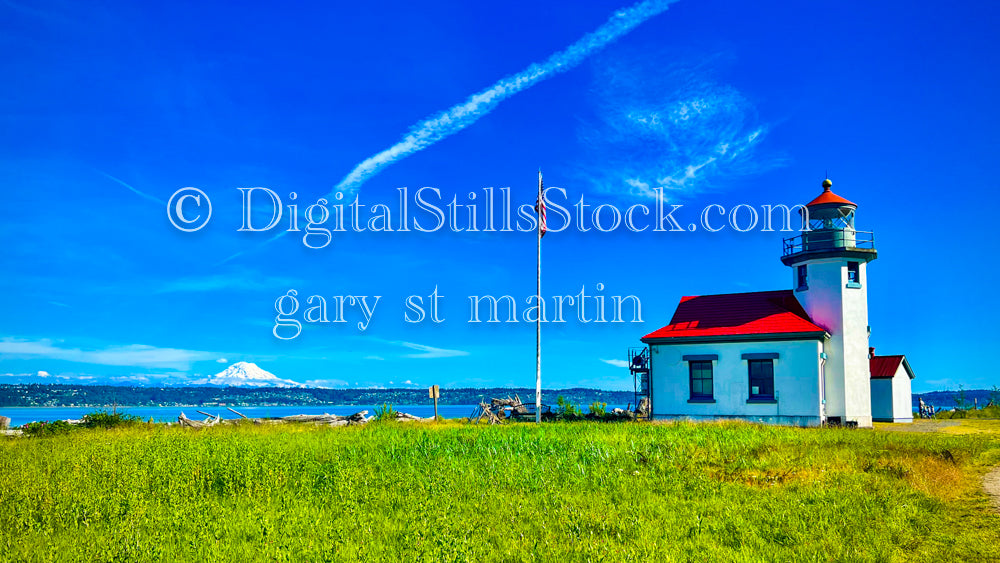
(689, 360, 713, 399)
(847, 262, 860, 286)
(797, 265, 808, 290)
(748, 359, 774, 400)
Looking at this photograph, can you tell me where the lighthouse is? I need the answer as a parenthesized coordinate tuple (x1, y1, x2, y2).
(635, 177, 905, 428)
(780, 179, 877, 427)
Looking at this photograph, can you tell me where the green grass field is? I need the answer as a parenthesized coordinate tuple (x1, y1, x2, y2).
(2, 420, 999, 562)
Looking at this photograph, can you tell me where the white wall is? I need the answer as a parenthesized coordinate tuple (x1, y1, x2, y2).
(793, 258, 873, 427)
(871, 365, 914, 423)
(648, 339, 824, 426)
(891, 364, 913, 423)
(870, 378, 894, 421)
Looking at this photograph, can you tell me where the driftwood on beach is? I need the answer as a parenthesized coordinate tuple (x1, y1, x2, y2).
(177, 412, 222, 428)
(469, 395, 532, 425)
(280, 411, 371, 426)
(468, 394, 651, 424)
(174, 408, 435, 428)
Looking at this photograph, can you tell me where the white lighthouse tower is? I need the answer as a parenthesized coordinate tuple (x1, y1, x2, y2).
(781, 179, 877, 427)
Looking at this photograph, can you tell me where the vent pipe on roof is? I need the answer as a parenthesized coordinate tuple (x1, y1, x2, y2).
(868, 346, 875, 359)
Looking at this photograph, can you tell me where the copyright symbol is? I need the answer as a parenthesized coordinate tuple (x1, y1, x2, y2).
(167, 187, 212, 232)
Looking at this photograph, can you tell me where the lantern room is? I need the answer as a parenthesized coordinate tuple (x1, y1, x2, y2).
(781, 179, 877, 265)
(807, 178, 857, 230)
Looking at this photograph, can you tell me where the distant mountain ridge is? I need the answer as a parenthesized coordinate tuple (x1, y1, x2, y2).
(915, 389, 998, 409)
(194, 362, 305, 388)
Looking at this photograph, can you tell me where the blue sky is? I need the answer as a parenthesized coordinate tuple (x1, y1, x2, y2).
(1, 0, 997, 392)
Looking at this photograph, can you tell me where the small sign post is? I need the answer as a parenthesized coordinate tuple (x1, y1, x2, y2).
(429, 385, 440, 420)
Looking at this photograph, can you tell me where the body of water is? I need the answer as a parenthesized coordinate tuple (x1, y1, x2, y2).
(0, 405, 487, 427)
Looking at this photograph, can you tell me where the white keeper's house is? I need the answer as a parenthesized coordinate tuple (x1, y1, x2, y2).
(631, 179, 914, 427)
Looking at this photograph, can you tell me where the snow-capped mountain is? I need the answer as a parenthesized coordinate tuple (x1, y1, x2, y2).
(194, 362, 305, 388)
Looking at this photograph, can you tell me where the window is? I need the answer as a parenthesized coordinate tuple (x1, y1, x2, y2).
(847, 262, 861, 287)
(796, 265, 808, 290)
(689, 360, 713, 400)
(748, 359, 774, 400)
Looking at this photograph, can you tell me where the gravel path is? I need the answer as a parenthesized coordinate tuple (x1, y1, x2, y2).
(985, 467, 1000, 513)
(876, 420, 960, 433)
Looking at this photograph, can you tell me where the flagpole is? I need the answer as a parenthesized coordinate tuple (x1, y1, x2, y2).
(536, 170, 542, 424)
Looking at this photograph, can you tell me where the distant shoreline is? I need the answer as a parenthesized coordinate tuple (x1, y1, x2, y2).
(0, 383, 638, 408)
(1, 383, 991, 409)
(0, 404, 494, 427)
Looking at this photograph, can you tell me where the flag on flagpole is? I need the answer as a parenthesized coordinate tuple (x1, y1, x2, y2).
(535, 171, 547, 238)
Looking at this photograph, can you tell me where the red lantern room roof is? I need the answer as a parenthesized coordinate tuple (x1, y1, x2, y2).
(806, 179, 856, 208)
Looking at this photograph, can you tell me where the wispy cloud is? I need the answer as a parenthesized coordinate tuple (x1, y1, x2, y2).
(155, 272, 300, 294)
(390, 341, 469, 360)
(0, 337, 220, 370)
(331, 0, 679, 197)
(302, 378, 351, 389)
(579, 51, 783, 199)
(0, 370, 218, 387)
(600, 358, 630, 368)
(1, 0, 76, 27)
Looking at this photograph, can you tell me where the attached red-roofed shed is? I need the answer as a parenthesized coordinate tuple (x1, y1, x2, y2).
(869, 353, 915, 423)
(870, 355, 914, 379)
(641, 290, 828, 343)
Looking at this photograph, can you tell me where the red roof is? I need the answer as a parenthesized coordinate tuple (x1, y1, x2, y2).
(870, 355, 905, 379)
(642, 290, 827, 341)
(807, 185, 856, 208)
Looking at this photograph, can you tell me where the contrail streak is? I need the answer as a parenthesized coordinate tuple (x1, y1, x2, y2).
(221, 0, 677, 264)
(330, 0, 678, 197)
(98, 170, 164, 205)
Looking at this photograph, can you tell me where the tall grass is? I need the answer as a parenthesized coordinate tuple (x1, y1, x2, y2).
(373, 403, 398, 422)
(1, 421, 998, 561)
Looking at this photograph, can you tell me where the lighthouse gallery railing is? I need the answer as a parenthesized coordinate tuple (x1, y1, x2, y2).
(782, 230, 875, 256)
